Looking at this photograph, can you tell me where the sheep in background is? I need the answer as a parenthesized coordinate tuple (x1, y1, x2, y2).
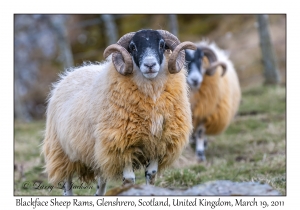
(42, 29, 196, 195)
(185, 40, 241, 161)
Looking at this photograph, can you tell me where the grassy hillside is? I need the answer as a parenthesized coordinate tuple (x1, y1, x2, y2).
(14, 84, 286, 195)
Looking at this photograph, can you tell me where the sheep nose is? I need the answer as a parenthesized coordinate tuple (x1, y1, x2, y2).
(144, 62, 156, 69)
(192, 78, 199, 86)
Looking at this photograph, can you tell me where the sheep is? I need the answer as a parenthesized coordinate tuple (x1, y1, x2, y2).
(185, 40, 241, 161)
(42, 29, 196, 195)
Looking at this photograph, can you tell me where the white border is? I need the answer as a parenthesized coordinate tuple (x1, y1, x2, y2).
(3, 0, 297, 209)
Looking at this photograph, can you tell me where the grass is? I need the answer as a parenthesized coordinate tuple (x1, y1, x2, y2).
(14, 84, 286, 196)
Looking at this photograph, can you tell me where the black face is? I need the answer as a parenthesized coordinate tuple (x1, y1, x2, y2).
(185, 48, 204, 73)
(128, 30, 168, 69)
(185, 48, 205, 88)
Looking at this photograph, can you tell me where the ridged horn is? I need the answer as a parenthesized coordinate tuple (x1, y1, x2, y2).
(103, 32, 136, 75)
(207, 61, 227, 76)
(199, 46, 227, 77)
(157, 30, 197, 74)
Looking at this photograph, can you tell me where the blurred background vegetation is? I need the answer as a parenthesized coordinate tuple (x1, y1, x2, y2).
(14, 14, 285, 121)
(14, 14, 286, 195)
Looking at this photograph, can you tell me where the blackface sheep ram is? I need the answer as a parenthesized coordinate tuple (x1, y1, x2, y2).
(42, 29, 196, 195)
(185, 40, 241, 161)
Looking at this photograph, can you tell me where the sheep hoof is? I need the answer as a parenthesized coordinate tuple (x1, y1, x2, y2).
(146, 170, 157, 185)
(122, 177, 135, 185)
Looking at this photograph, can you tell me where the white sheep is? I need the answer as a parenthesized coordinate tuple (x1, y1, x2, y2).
(185, 40, 241, 161)
(42, 29, 196, 195)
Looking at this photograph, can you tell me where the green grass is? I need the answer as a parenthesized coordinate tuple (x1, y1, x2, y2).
(14, 85, 286, 195)
(156, 85, 286, 195)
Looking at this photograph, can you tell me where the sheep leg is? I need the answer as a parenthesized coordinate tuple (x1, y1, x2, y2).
(63, 176, 73, 196)
(196, 137, 208, 161)
(122, 163, 135, 185)
(94, 176, 107, 196)
(145, 159, 158, 185)
(195, 125, 208, 162)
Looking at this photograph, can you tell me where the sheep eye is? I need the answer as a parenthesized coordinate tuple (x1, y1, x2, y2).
(130, 43, 137, 52)
(159, 40, 165, 50)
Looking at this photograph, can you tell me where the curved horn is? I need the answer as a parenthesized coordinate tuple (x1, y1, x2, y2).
(117, 32, 136, 48)
(103, 32, 136, 75)
(199, 46, 227, 77)
(168, 41, 197, 74)
(103, 44, 133, 75)
(199, 46, 217, 63)
(206, 61, 227, 77)
(157, 30, 197, 74)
